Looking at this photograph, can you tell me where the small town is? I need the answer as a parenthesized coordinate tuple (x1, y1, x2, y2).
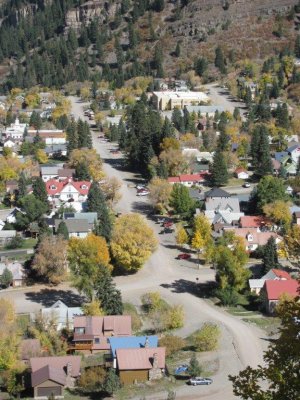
(0, 1, 299, 400)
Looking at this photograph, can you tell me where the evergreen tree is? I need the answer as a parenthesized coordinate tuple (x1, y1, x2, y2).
(189, 353, 202, 377)
(250, 125, 272, 177)
(95, 266, 123, 315)
(0, 267, 13, 288)
(174, 41, 181, 57)
(194, 57, 208, 77)
(30, 111, 42, 129)
(152, 0, 165, 12)
(233, 107, 240, 121)
(154, 43, 164, 77)
(244, 87, 253, 106)
(57, 221, 69, 240)
(277, 67, 285, 88)
(66, 120, 78, 154)
(276, 103, 289, 129)
(263, 237, 279, 274)
(32, 177, 49, 207)
(87, 182, 112, 241)
(169, 184, 194, 216)
(270, 79, 280, 99)
(214, 46, 226, 74)
(18, 172, 27, 200)
(211, 149, 228, 186)
(75, 162, 91, 180)
(217, 129, 229, 151)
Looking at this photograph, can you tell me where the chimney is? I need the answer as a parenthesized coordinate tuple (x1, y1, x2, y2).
(144, 337, 149, 348)
(152, 353, 158, 369)
(66, 362, 72, 377)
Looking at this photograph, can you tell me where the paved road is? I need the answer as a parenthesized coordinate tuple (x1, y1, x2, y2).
(68, 97, 266, 400)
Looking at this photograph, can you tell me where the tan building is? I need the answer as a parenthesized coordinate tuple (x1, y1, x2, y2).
(152, 91, 209, 111)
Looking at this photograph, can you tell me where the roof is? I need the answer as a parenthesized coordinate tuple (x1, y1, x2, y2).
(0, 208, 18, 221)
(0, 261, 24, 280)
(55, 219, 90, 233)
(287, 142, 300, 153)
(153, 91, 208, 101)
(205, 197, 240, 213)
(294, 211, 300, 218)
(235, 167, 247, 174)
(271, 269, 292, 280)
(32, 365, 67, 387)
(109, 336, 158, 357)
(116, 347, 165, 371)
(225, 227, 280, 246)
(63, 212, 98, 224)
(73, 315, 132, 337)
(42, 301, 83, 325)
(40, 166, 59, 175)
(272, 158, 281, 170)
(58, 168, 75, 177)
(46, 179, 91, 196)
(168, 173, 207, 183)
(30, 356, 81, 378)
(264, 279, 299, 300)
(0, 230, 16, 238)
(205, 187, 230, 198)
(249, 279, 265, 290)
(239, 216, 271, 228)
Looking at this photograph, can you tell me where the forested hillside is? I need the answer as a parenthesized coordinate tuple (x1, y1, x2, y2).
(0, 0, 299, 91)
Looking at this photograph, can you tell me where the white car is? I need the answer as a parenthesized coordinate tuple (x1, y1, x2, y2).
(243, 182, 251, 188)
(137, 189, 149, 196)
(189, 377, 213, 386)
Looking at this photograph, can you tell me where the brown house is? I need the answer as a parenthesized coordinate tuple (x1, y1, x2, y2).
(116, 347, 166, 385)
(72, 315, 132, 354)
(30, 355, 81, 399)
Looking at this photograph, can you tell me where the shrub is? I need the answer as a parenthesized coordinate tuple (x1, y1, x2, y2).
(188, 353, 202, 377)
(164, 305, 184, 330)
(141, 292, 167, 313)
(159, 335, 186, 357)
(192, 323, 221, 351)
(78, 366, 107, 392)
(6, 236, 24, 249)
(215, 287, 240, 306)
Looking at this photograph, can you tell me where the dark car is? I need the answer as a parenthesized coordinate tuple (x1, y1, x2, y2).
(189, 377, 213, 386)
(177, 253, 191, 260)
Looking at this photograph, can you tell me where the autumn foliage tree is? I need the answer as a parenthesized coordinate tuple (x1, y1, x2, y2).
(111, 213, 158, 272)
(32, 235, 68, 284)
(148, 177, 172, 212)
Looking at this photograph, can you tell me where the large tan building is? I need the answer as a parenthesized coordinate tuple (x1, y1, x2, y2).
(152, 91, 209, 110)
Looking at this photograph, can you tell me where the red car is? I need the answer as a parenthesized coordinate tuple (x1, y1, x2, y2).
(177, 253, 191, 260)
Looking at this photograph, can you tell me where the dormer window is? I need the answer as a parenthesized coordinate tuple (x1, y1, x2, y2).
(81, 184, 87, 189)
(50, 185, 56, 190)
(247, 234, 253, 242)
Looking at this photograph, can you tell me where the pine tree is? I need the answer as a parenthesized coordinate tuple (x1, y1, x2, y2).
(214, 46, 226, 74)
(87, 182, 112, 242)
(211, 149, 228, 186)
(189, 353, 202, 377)
(30, 111, 42, 129)
(57, 221, 69, 240)
(263, 237, 279, 274)
(194, 57, 208, 77)
(95, 266, 123, 315)
(233, 107, 240, 121)
(75, 162, 91, 180)
(270, 79, 280, 99)
(33, 177, 49, 207)
(174, 41, 181, 57)
(18, 172, 27, 200)
(217, 129, 229, 151)
(277, 67, 285, 88)
(154, 43, 164, 77)
(251, 125, 272, 177)
(276, 103, 289, 129)
(66, 120, 78, 154)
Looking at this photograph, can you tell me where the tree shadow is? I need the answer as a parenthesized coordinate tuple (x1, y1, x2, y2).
(131, 201, 153, 215)
(25, 289, 85, 307)
(160, 279, 216, 298)
(102, 157, 126, 171)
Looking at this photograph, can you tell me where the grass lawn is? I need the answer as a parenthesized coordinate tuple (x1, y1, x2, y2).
(242, 316, 281, 336)
(227, 177, 245, 187)
(115, 378, 180, 400)
(21, 238, 38, 249)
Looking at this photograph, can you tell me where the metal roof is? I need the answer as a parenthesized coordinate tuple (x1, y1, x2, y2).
(109, 335, 158, 357)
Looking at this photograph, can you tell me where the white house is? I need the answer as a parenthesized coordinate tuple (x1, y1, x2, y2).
(41, 300, 83, 331)
(27, 129, 66, 145)
(234, 167, 249, 180)
(46, 178, 91, 211)
(54, 218, 91, 238)
(5, 118, 27, 142)
(3, 139, 17, 148)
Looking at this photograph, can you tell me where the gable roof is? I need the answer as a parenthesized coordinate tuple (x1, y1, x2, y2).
(116, 347, 165, 371)
(205, 197, 240, 213)
(109, 336, 158, 357)
(46, 179, 91, 196)
(55, 218, 90, 233)
(31, 365, 67, 387)
(271, 269, 292, 280)
(225, 227, 279, 246)
(239, 216, 271, 229)
(264, 279, 299, 300)
(30, 356, 81, 377)
(235, 167, 247, 174)
(73, 315, 132, 337)
(205, 187, 230, 198)
(58, 168, 75, 178)
(63, 212, 98, 224)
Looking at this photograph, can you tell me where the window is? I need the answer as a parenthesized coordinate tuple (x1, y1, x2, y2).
(247, 234, 254, 242)
(75, 327, 85, 334)
(94, 338, 100, 344)
(67, 194, 72, 198)
(50, 185, 56, 190)
(81, 184, 87, 189)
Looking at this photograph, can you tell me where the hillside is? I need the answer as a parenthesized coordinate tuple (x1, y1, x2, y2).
(0, 0, 299, 90)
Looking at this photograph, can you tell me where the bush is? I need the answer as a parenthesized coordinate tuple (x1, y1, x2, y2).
(123, 303, 142, 332)
(78, 366, 107, 393)
(192, 323, 220, 351)
(215, 287, 240, 306)
(164, 305, 184, 330)
(159, 335, 186, 357)
(141, 292, 167, 313)
(5, 236, 24, 249)
(188, 353, 202, 377)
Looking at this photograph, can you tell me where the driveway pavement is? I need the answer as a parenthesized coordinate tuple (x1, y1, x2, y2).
(67, 97, 266, 400)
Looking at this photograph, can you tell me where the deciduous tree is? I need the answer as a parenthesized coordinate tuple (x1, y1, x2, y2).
(149, 177, 172, 212)
(169, 184, 194, 217)
(192, 323, 221, 351)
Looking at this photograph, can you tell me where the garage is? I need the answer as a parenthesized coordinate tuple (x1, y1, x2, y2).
(37, 386, 62, 397)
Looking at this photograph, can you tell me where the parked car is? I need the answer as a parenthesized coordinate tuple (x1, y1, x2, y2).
(136, 184, 147, 190)
(137, 189, 150, 196)
(243, 182, 251, 188)
(189, 377, 213, 386)
(177, 253, 191, 260)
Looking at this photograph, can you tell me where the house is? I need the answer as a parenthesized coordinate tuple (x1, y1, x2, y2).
(30, 355, 81, 399)
(41, 301, 83, 331)
(27, 129, 66, 145)
(3, 138, 17, 148)
(20, 339, 41, 364)
(205, 210, 244, 227)
(45, 178, 91, 211)
(5, 180, 18, 194)
(239, 216, 271, 231)
(271, 158, 281, 175)
(205, 187, 231, 199)
(262, 279, 299, 313)
(62, 212, 97, 231)
(58, 169, 75, 180)
(0, 260, 24, 287)
(249, 269, 292, 295)
(44, 144, 67, 157)
(286, 185, 293, 195)
(167, 173, 208, 187)
(0, 207, 21, 230)
(4, 118, 27, 141)
(109, 336, 158, 368)
(293, 211, 300, 225)
(41, 166, 75, 182)
(116, 347, 166, 385)
(182, 148, 214, 163)
(224, 227, 281, 252)
(234, 167, 249, 180)
(54, 218, 91, 238)
(72, 315, 132, 354)
(0, 230, 16, 245)
(152, 91, 209, 111)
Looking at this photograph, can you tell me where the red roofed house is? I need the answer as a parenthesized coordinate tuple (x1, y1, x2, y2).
(46, 178, 91, 211)
(239, 216, 272, 231)
(234, 167, 249, 180)
(72, 315, 132, 354)
(116, 347, 166, 385)
(167, 173, 208, 187)
(30, 355, 81, 399)
(249, 269, 292, 294)
(262, 279, 299, 313)
(224, 227, 281, 252)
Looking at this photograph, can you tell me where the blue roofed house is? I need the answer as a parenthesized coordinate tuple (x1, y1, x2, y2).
(109, 336, 158, 368)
